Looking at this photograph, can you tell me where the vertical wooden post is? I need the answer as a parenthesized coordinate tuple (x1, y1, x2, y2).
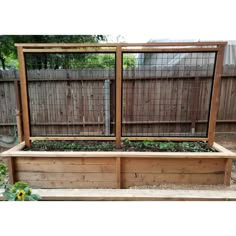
(116, 157, 121, 189)
(17, 46, 31, 147)
(208, 45, 225, 146)
(14, 80, 23, 142)
(7, 157, 15, 184)
(116, 46, 122, 148)
(191, 77, 200, 134)
(224, 158, 232, 186)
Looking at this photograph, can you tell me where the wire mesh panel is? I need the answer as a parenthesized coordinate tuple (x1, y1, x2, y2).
(25, 53, 116, 137)
(122, 52, 216, 137)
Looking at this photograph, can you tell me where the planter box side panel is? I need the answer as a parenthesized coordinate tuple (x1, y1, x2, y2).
(14, 156, 117, 189)
(121, 158, 226, 187)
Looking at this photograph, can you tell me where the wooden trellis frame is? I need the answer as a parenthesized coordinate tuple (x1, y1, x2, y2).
(15, 42, 227, 148)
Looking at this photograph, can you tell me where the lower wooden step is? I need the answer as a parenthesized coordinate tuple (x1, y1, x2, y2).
(1, 189, 236, 201)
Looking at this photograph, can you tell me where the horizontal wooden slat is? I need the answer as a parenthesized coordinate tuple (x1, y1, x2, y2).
(122, 137, 208, 141)
(122, 173, 225, 187)
(2, 119, 236, 127)
(15, 162, 115, 173)
(16, 172, 116, 182)
(30, 137, 116, 141)
(15, 157, 116, 165)
(3, 188, 236, 201)
(18, 180, 116, 189)
(1, 75, 236, 82)
(23, 48, 116, 53)
(5, 151, 235, 158)
(122, 158, 226, 174)
(122, 48, 218, 52)
(1, 142, 25, 155)
(15, 163, 116, 173)
(15, 42, 226, 48)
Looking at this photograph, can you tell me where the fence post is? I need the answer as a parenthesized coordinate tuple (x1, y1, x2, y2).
(14, 80, 23, 143)
(208, 44, 226, 146)
(16, 46, 31, 147)
(191, 76, 200, 134)
(116, 46, 122, 148)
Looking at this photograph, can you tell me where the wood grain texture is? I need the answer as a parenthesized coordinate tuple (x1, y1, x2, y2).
(122, 173, 224, 187)
(116, 157, 121, 188)
(17, 47, 31, 147)
(1, 68, 236, 136)
(224, 159, 232, 186)
(208, 45, 226, 146)
(7, 157, 15, 184)
(116, 46, 122, 148)
(15, 42, 227, 48)
(122, 158, 226, 174)
(3, 188, 236, 201)
(16, 180, 116, 189)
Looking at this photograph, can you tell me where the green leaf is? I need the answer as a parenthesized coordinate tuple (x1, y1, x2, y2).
(13, 181, 28, 190)
(31, 194, 41, 200)
(9, 196, 17, 201)
(0, 180, 4, 186)
(3, 191, 16, 201)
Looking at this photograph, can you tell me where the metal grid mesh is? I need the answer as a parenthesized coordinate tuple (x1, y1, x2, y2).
(122, 52, 216, 137)
(25, 53, 116, 137)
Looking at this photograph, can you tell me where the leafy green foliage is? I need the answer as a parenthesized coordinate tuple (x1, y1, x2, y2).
(0, 162, 41, 201)
(0, 36, 16, 69)
(26, 140, 115, 151)
(0, 35, 107, 70)
(122, 139, 217, 152)
(0, 162, 7, 186)
(24, 140, 217, 152)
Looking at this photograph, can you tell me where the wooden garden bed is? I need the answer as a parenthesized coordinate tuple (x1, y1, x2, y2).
(1, 141, 235, 188)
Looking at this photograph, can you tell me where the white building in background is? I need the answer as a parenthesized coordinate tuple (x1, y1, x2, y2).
(137, 40, 236, 67)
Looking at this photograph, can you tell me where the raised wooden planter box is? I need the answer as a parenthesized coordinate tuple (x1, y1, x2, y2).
(1, 142, 235, 188)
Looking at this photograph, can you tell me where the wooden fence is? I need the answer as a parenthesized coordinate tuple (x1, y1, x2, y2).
(0, 66, 236, 138)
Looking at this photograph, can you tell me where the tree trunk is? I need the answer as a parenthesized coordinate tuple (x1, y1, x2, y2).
(0, 57, 6, 70)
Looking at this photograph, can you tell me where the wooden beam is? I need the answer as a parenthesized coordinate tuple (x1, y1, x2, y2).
(122, 137, 208, 141)
(2, 188, 236, 201)
(14, 42, 227, 48)
(2, 119, 236, 127)
(224, 159, 232, 186)
(7, 157, 15, 184)
(116, 157, 121, 189)
(3, 150, 235, 158)
(1, 74, 236, 83)
(208, 45, 226, 146)
(14, 81, 23, 142)
(23, 48, 116, 53)
(28, 78, 115, 82)
(122, 48, 218, 53)
(213, 142, 235, 153)
(17, 47, 31, 147)
(116, 46, 122, 148)
(1, 142, 25, 156)
(30, 136, 116, 141)
(191, 77, 200, 133)
(23, 47, 219, 53)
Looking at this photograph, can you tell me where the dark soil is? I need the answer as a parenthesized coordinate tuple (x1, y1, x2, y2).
(23, 140, 217, 152)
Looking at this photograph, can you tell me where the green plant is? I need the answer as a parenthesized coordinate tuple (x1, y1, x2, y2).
(159, 142, 176, 150)
(123, 138, 135, 147)
(0, 162, 41, 201)
(0, 162, 7, 186)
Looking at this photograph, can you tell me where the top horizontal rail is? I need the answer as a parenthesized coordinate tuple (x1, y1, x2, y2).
(22, 47, 220, 53)
(15, 41, 227, 48)
(22, 48, 116, 53)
